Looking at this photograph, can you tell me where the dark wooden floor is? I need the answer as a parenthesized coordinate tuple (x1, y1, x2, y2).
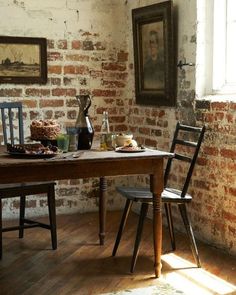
(0, 212, 236, 295)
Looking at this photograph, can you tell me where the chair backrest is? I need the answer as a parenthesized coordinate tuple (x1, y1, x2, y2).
(0, 102, 24, 145)
(164, 122, 205, 197)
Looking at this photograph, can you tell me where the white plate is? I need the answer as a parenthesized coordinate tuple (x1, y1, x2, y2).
(115, 147, 145, 153)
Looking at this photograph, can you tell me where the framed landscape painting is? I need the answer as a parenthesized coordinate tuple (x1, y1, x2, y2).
(132, 1, 176, 106)
(0, 36, 47, 84)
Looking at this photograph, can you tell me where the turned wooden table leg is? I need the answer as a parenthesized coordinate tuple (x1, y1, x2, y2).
(151, 159, 164, 278)
(99, 177, 107, 245)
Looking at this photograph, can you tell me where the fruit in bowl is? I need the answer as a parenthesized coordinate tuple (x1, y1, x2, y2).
(116, 133, 133, 147)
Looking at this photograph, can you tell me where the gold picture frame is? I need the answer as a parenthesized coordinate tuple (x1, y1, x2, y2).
(0, 36, 47, 84)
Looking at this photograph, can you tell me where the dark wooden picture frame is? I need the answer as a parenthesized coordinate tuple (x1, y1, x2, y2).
(0, 36, 47, 84)
(132, 1, 176, 106)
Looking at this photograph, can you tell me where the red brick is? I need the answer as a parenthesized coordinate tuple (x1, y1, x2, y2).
(109, 116, 125, 123)
(81, 31, 92, 37)
(92, 89, 116, 97)
(151, 129, 162, 137)
(102, 80, 125, 88)
(103, 98, 115, 104)
(44, 110, 53, 119)
(102, 62, 126, 71)
(56, 199, 64, 207)
(229, 187, 236, 197)
(29, 111, 40, 120)
(114, 124, 128, 132)
(220, 148, 236, 159)
(159, 110, 166, 118)
(139, 127, 150, 135)
(48, 65, 62, 74)
(66, 54, 89, 62)
(90, 70, 104, 78)
(229, 102, 236, 111)
(116, 99, 124, 106)
(146, 118, 156, 125)
(222, 210, 236, 222)
(52, 88, 76, 97)
(117, 51, 128, 62)
(83, 40, 94, 50)
(55, 111, 65, 118)
(214, 112, 224, 121)
(193, 180, 210, 190)
(94, 41, 106, 50)
(226, 113, 234, 123)
(63, 77, 73, 86)
(203, 146, 219, 156)
(50, 77, 61, 86)
(204, 113, 214, 123)
(133, 117, 144, 125)
(107, 72, 128, 80)
(66, 99, 79, 107)
(21, 100, 37, 108)
(64, 65, 89, 75)
(67, 110, 77, 119)
(211, 102, 228, 111)
(57, 39, 67, 49)
(47, 39, 54, 49)
(39, 99, 64, 108)
(71, 40, 81, 49)
(47, 52, 63, 61)
(0, 88, 22, 97)
(196, 157, 208, 166)
(25, 88, 50, 97)
(145, 138, 157, 147)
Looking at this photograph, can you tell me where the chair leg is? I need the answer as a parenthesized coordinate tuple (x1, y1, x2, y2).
(112, 199, 133, 257)
(0, 199, 2, 259)
(47, 185, 57, 250)
(130, 202, 149, 273)
(178, 204, 201, 267)
(19, 195, 26, 239)
(164, 203, 176, 250)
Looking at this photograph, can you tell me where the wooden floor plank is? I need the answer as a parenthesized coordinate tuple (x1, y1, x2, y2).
(0, 212, 235, 295)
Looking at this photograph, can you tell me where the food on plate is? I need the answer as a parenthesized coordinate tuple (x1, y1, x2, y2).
(116, 133, 133, 146)
(30, 119, 61, 140)
(116, 139, 145, 152)
(123, 139, 138, 148)
(7, 143, 59, 155)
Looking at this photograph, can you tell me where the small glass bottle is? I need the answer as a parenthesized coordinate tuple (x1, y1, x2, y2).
(100, 111, 110, 150)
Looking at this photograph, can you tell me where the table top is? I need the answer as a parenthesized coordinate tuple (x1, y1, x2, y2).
(0, 145, 173, 184)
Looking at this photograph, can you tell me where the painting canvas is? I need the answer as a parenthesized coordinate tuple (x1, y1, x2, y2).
(142, 21, 164, 91)
(132, 1, 176, 106)
(0, 36, 47, 84)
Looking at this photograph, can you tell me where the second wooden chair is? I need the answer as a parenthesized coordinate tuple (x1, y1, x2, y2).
(112, 122, 205, 272)
(0, 102, 57, 259)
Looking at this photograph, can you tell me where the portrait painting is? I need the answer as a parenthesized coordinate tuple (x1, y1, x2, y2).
(0, 36, 47, 84)
(141, 21, 164, 91)
(132, 1, 176, 106)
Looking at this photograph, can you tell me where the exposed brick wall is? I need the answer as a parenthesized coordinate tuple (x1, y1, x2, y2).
(0, 0, 132, 218)
(0, 0, 235, 256)
(126, 0, 236, 256)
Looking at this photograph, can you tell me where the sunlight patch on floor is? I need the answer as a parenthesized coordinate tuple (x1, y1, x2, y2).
(162, 253, 236, 295)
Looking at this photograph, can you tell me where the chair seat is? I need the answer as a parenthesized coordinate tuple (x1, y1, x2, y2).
(116, 186, 192, 203)
(0, 182, 56, 198)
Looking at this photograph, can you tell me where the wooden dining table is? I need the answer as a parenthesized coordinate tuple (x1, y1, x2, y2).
(0, 146, 172, 277)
